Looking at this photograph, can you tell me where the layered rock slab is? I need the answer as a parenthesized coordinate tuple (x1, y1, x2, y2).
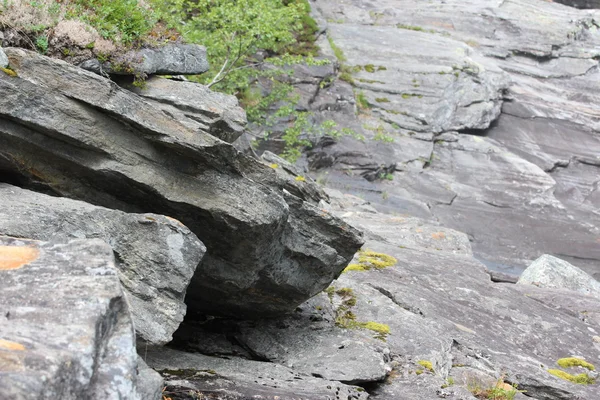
(308, 0, 600, 278)
(0, 183, 204, 345)
(145, 346, 369, 400)
(0, 48, 363, 318)
(0, 236, 146, 399)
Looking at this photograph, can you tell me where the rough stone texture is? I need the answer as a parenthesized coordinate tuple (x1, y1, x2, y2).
(124, 76, 247, 143)
(169, 199, 600, 399)
(0, 46, 7, 68)
(136, 356, 164, 400)
(145, 346, 369, 400)
(0, 47, 363, 318)
(0, 183, 204, 345)
(0, 236, 139, 399)
(304, 0, 600, 279)
(518, 254, 600, 298)
(81, 43, 209, 76)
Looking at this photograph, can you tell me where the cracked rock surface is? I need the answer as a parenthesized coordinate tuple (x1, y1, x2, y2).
(297, 0, 600, 278)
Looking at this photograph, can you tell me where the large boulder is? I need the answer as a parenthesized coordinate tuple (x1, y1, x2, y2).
(0, 48, 363, 318)
(518, 254, 600, 298)
(0, 236, 141, 399)
(0, 183, 204, 345)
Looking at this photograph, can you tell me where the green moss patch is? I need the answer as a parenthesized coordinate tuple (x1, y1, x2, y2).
(417, 360, 434, 372)
(548, 369, 595, 385)
(344, 250, 397, 273)
(557, 357, 595, 371)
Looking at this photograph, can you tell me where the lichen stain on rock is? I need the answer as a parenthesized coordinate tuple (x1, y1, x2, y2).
(0, 339, 26, 351)
(0, 245, 39, 270)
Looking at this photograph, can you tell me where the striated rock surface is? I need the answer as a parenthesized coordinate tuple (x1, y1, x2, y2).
(145, 346, 369, 400)
(125, 76, 246, 143)
(0, 183, 204, 345)
(302, 0, 600, 279)
(518, 254, 600, 298)
(0, 47, 363, 318)
(0, 236, 140, 399)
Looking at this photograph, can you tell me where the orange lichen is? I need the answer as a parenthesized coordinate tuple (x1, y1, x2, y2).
(0, 246, 39, 270)
(0, 339, 26, 351)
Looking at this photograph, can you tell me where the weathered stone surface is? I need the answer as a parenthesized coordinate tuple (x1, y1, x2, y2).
(0, 48, 363, 318)
(136, 356, 164, 400)
(0, 236, 139, 399)
(0, 46, 7, 68)
(0, 183, 204, 345)
(125, 76, 246, 143)
(324, 205, 600, 399)
(81, 43, 209, 76)
(304, 0, 600, 279)
(518, 254, 600, 298)
(145, 346, 369, 400)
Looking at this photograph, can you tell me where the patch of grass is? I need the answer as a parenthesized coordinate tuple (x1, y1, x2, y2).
(375, 97, 390, 103)
(328, 35, 346, 62)
(418, 360, 434, 372)
(401, 93, 423, 99)
(68, 0, 157, 44)
(356, 91, 370, 110)
(35, 35, 49, 53)
(468, 378, 521, 400)
(396, 23, 436, 33)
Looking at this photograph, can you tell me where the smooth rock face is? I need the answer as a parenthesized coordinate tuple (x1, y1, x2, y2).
(144, 346, 369, 400)
(305, 0, 600, 279)
(81, 43, 209, 76)
(0, 48, 363, 318)
(0, 236, 139, 399)
(0, 183, 204, 345)
(0, 46, 7, 68)
(518, 254, 600, 298)
(126, 76, 246, 143)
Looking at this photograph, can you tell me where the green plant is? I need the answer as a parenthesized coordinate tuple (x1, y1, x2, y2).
(467, 378, 520, 400)
(356, 91, 370, 110)
(328, 35, 346, 62)
(69, 0, 157, 44)
(418, 360, 434, 372)
(35, 35, 48, 53)
(344, 250, 397, 272)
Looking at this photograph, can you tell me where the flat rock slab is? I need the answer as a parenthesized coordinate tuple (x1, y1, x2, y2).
(125, 76, 246, 143)
(0, 183, 205, 345)
(145, 346, 369, 400)
(81, 43, 209, 76)
(0, 48, 363, 318)
(0, 236, 139, 399)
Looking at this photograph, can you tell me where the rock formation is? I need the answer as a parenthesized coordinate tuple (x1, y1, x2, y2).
(0, 47, 363, 318)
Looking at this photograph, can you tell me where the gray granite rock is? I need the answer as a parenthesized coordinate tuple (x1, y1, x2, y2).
(0, 47, 363, 318)
(0, 236, 139, 399)
(125, 76, 246, 143)
(518, 254, 600, 298)
(145, 346, 369, 399)
(0, 183, 204, 345)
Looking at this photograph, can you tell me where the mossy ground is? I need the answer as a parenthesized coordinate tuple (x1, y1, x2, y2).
(343, 250, 397, 272)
